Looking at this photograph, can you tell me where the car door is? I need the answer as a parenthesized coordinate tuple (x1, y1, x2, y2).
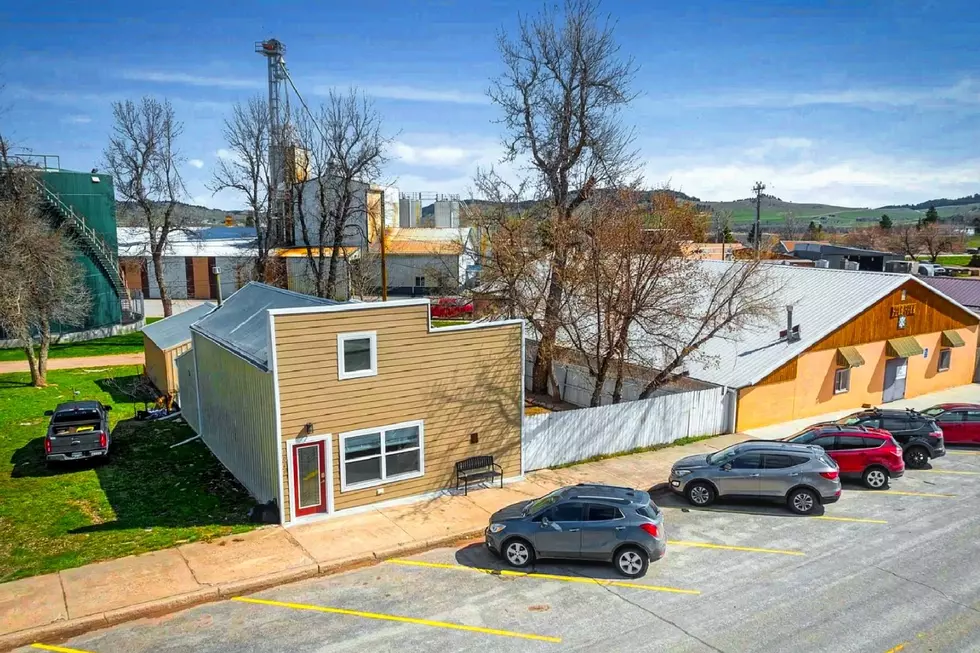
(532, 501, 584, 558)
(809, 434, 840, 466)
(833, 435, 868, 475)
(579, 503, 626, 560)
(716, 453, 763, 496)
(964, 411, 980, 444)
(938, 410, 966, 443)
(881, 417, 912, 448)
(759, 453, 804, 497)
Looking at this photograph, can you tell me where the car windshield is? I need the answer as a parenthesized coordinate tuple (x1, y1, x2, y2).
(523, 488, 564, 515)
(707, 445, 740, 465)
(921, 407, 945, 417)
(837, 415, 865, 426)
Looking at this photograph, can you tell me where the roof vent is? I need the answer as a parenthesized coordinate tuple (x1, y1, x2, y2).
(780, 305, 801, 343)
(815, 259, 830, 268)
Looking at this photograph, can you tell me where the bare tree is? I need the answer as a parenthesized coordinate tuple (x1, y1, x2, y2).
(104, 97, 186, 317)
(890, 224, 921, 259)
(843, 226, 889, 251)
(293, 89, 389, 299)
(918, 223, 959, 262)
(489, 0, 640, 394)
(0, 153, 90, 386)
(210, 97, 276, 282)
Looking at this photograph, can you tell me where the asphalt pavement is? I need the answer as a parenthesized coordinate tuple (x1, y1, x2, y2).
(21, 449, 980, 653)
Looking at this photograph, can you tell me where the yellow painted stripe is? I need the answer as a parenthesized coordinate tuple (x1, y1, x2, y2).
(814, 515, 888, 524)
(386, 558, 700, 595)
(879, 490, 956, 498)
(231, 596, 561, 643)
(668, 540, 805, 556)
(884, 642, 906, 653)
(32, 645, 95, 653)
(661, 506, 885, 524)
(915, 469, 980, 476)
(947, 451, 980, 456)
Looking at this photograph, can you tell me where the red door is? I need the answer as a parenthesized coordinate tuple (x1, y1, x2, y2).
(939, 411, 967, 444)
(292, 441, 327, 517)
(964, 411, 980, 444)
(833, 435, 868, 475)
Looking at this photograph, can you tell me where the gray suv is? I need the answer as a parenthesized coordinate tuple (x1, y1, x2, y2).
(668, 441, 842, 515)
(485, 484, 665, 578)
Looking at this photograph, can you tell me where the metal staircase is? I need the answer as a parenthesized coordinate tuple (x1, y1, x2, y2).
(34, 178, 127, 298)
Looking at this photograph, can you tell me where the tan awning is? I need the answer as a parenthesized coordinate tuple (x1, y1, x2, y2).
(887, 336, 924, 358)
(941, 330, 966, 348)
(836, 346, 865, 368)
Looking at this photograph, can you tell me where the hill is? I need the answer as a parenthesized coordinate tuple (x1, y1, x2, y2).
(115, 201, 248, 227)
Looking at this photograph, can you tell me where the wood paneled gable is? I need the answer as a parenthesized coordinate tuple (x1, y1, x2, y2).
(756, 357, 798, 386)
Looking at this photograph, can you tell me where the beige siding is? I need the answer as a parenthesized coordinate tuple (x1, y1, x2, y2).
(194, 332, 279, 504)
(143, 335, 168, 395)
(274, 304, 522, 518)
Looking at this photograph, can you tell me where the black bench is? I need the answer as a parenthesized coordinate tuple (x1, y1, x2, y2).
(455, 455, 503, 495)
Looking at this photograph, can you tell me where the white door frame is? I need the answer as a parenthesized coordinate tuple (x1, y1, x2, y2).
(284, 434, 334, 525)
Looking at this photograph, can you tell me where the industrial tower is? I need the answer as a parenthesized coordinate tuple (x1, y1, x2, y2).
(255, 38, 293, 244)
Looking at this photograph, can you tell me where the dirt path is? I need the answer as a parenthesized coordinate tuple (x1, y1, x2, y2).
(0, 353, 145, 375)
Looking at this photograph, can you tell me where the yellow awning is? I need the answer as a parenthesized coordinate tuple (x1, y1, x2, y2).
(886, 336, 924, 359)
(836, 346, 865, 368)
(941, 330, 966, 348)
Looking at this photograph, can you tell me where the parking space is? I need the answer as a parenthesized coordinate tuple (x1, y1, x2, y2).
(20, 451, 980, 653)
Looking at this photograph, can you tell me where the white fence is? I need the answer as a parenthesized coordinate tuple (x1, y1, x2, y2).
(524, 386, 734, 471)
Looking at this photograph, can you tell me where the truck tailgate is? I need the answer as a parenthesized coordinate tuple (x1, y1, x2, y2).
(49, 422, 104, 455)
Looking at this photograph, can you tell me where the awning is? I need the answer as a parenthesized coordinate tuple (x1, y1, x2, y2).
(886, 336, 924, 359)
(941, 330, 966, 348)
(836, 346, 865, 368)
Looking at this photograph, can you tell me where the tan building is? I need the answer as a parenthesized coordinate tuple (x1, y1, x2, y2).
(177, 283, 524, 525)
(141, 302, 214, 396)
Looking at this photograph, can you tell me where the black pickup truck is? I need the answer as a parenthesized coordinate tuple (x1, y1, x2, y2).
(44, 401, 112, 464)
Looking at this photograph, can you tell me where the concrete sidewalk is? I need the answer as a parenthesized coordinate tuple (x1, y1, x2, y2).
(0, 353, 145, 375)
(0, 431, 751, 650)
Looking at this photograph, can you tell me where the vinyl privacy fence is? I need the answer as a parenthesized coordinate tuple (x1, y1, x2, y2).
(524, 386, 735, 471)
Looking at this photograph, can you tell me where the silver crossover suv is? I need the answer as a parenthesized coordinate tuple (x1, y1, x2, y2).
(485, 484, 666, 578)
(668, 441, 842, 515)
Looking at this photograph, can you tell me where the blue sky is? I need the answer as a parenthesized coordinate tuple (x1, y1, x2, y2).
(3, 0, 980, 209)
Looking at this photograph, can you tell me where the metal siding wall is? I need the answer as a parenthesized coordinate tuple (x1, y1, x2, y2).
(192, 333, 279, 503)
(145, 257, 188, 299)
(175, 350, 200, 433)
(523, 386, 730, 470)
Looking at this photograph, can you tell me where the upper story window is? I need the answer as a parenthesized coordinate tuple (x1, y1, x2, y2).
(337, 331, 377, 380)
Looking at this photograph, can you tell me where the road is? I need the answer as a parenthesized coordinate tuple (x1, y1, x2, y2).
(22, 449, 980, 653)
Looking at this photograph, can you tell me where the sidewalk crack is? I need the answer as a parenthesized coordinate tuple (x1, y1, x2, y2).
(377, 509, 417, 543)
(175, 546, 206, 587)
(873, 564, 980, 614)
(280, 526, 317, 562)
(57, 571, 70, 620)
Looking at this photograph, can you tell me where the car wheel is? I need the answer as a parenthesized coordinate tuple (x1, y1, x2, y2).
(862, 466, 889, 490)
(685, 481, 715, 507)
(614, 546, 649, 578)
(503, 539, 535, 568)
(787, 488, 819, 515)
(904, 446, 929, 469)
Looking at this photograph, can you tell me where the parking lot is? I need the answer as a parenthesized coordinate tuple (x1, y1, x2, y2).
(22, 449, 980, 653)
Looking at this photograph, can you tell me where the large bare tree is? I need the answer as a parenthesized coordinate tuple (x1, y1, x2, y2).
(210, 97, 277, 282)
(104, 97, 186, 316)
(489, 0, 640, 394)
(293, 89, 388, 299)
(0, 148, 90, 386)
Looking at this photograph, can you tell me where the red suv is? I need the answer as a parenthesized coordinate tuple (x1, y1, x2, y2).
(922, 403, 980, 445)
(779, 425, 905, 489)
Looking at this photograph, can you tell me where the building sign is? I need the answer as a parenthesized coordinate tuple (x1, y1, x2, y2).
(890, 303, 916, 318)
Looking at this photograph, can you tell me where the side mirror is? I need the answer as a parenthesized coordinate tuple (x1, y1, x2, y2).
(722, 463, 732, 471)
(44, 410, 54, 416)
(103, 405, 112, 412)
(540, 516, 551, 527)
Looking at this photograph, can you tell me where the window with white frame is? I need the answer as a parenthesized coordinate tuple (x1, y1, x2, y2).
(340, 421, 424, 491)
(337, 331, 377, 380)
(938, 348, 952, 372)
(834, 368, 851, 394)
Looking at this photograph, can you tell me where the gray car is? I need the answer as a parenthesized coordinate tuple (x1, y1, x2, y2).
(484, 484, 665, 578)
(668, 441, 841, 515)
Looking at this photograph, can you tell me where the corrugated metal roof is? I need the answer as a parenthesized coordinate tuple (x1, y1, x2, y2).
(191, 283, 338, 370)
(142, 303, 216, 351)
(371, 227, 472, 256)
(117, 227, 257, 258)
(922, 276, 980, 309)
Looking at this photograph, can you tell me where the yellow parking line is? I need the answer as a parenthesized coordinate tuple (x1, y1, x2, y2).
(915, 469, 980, 476)
(667, 540, 805, 556)
(814, 515, 888, 524)
(32, 645, 95, 653)
(883, 643, 906, 653)
(231, 596, 561, 644)
(386, 558, 700, 594)
(879, 490, 957, 498)
(661, 506, 885, 524)
(947, 451, 980, 456)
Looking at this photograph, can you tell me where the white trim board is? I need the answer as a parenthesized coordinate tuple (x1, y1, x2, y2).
(284, 433, 335, 526)
(268, 297, 430, 316)
(337, 331, 378, 380)
(269, 313, 287, 525)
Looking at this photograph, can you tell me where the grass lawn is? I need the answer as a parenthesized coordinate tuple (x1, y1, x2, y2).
(916, 254, 974, 267)
(0, 366, 257, 582)
(0, 318, 160, 362)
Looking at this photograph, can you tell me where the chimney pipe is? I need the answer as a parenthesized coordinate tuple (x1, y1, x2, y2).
(786, 305, 797, 342)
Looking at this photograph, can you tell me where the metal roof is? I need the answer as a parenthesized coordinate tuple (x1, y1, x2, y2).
(141, 303, 215, 351)
(922, 276, 980, 309)
(191, 283, 338, 370)
(117, 226, 257, 258)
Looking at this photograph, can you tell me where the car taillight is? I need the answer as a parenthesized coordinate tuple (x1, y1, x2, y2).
(819, 471, 839, 480)
(44, 439, 51, 454)
(640, 523, 659, 538)
(99, 432, 107, 448)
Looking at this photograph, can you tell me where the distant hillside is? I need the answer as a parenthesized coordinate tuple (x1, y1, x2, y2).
(882, 194, 980, 210)
(115, 201, 248, 227)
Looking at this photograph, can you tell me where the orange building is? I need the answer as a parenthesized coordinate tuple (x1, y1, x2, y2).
(670, 263, 979, 431)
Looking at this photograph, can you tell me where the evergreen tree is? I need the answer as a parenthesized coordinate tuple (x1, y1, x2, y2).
(879, 214, 893, 230)
(722, 224, 734, 243)
(806, 220, 823, 239)
(924, 205, 939, 224)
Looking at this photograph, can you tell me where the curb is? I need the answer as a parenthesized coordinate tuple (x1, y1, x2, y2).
(0, 529, 488, 651)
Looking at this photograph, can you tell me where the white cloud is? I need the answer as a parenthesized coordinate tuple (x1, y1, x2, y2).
(391, 140, 501, 167)
(313, 84, 487, 105)
(62, 115, 92, 124)
(120, 70, 262, 90)
(188, 158, 205, 169)
(215, 148, 235, 161)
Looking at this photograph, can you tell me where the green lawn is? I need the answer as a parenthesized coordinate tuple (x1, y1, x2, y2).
(0, 367, 257, 582)
(916, 254, 974, 267)
(0, 318, 160, 362)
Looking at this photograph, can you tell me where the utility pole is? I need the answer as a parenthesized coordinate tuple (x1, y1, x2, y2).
(752, 181, 766, 259)
(379, 190, 388, 301)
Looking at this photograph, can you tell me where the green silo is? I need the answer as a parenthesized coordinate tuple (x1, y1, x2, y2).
(38, 169, 125, 332)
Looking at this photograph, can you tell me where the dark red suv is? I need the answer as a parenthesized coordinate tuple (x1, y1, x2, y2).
(779, 425, 905, 489)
